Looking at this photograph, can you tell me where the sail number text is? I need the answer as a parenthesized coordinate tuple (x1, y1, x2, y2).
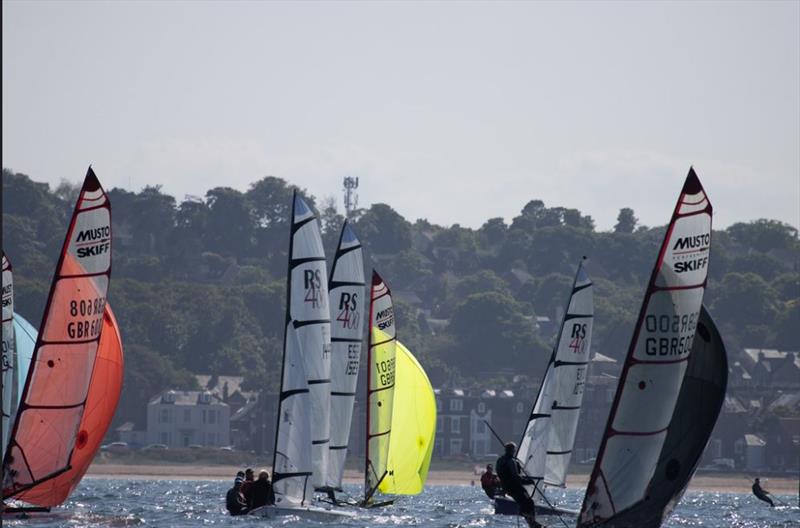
(643, 311, 698, 356)
(375, 357, 395, 387)
(68, 296, 106, 339)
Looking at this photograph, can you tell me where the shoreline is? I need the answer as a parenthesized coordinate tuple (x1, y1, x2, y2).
(86, 463, 799, 494)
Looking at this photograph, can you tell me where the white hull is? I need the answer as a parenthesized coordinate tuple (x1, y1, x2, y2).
(249, 504, 356, 521)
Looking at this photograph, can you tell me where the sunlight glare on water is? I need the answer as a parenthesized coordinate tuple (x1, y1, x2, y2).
(3, 479, 798, 527)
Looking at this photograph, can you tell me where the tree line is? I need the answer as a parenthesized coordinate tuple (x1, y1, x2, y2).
(3, 168, 798, 427)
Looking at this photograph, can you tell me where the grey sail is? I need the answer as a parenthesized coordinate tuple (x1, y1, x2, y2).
(605, 305, 728, 527)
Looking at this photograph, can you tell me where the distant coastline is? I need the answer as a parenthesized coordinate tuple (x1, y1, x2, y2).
(86, 463, 799, 494)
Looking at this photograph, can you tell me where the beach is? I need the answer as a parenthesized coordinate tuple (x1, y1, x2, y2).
(85, 463, 799, 494)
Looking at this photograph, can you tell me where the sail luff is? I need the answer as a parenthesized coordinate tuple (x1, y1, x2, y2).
(325, 220, 365, 490)
(3, 167, 112, 499)
(2, 253, 15, 459)
(578, 168, 712, 526)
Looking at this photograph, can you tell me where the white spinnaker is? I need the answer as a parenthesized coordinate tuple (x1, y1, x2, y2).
(273, 323, 313, 506)
(285, 193, 331, 489)
(517, 260, 593, 495)
(326, 221, 365, 490)
(544, 261, 593, 487)
(2, 253, 15, 458)
(579, 169, 712, 525)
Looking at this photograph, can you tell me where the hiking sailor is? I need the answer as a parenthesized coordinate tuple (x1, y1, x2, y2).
(752, 478, 775, 507)
(225, 472, 249, 516)
(496, 442, 542, 528)
(480, 464, 503, 499)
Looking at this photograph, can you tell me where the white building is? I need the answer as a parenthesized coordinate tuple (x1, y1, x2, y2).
(146, 390, 230, 448)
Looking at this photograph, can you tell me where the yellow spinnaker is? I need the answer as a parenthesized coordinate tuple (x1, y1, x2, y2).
(379, 341, 436, 495)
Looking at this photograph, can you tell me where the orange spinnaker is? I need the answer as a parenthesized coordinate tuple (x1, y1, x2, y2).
(17, 305, 124, 506)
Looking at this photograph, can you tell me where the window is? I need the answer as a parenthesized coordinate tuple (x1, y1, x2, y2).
(159, 409, 170, 424)
(476, 421, 486, 434)
(184, 409, 191, 423)
(451, 416, 461, 434)
(202, 410, 207, 424)
(478, 402, 486, 413)
(450, 399, 463, 412)
(435, 438, 443, 455)
(436, 398, 442, 411)
(734, 439, 744, 455)
(436, 416, 443, 433)
(209, 410, 217, 424)
(449, 438, 462, 455)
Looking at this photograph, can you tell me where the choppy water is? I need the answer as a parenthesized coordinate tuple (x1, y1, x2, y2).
(4, 479, 798, 527)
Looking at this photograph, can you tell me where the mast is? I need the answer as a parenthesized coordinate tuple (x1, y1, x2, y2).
(3, 167, 112, 499)
(578, 168, 712, 526)
(2, 253, 15, 460)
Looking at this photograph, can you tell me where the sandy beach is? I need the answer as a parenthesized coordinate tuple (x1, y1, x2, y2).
(86, 463, 799, 494)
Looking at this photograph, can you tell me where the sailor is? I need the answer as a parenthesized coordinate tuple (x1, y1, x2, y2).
(480, 464, 503, 499)
(240, 468, 255, 498)
(752, 478, 775, 507)
(496, 442, 541, 528)
(225, 472, 249, 516)
(247, 470, 276, 509)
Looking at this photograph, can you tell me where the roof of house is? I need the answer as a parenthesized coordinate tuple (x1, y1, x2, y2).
(149, 390, 227, 406)
(744, 433, 766, 447)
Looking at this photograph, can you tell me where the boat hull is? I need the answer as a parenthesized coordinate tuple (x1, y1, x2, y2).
(249, 504, 356, 521)
(494, 496, 577, 517)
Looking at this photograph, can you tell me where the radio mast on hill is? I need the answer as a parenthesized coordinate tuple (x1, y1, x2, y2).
(343, 176, 359, 219)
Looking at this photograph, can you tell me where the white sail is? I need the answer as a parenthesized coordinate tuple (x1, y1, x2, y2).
(273, 323, 313, 506)
(277, 192, 331, 489)
(12, 314, 37, 412)
(325, 221, 365, 490)
(517, 259, 593, 497)
(2, 253, 15, 457)
(579, 168, 712, 525)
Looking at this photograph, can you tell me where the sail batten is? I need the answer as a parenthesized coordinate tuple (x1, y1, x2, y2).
(578, 168, 713, 526)
(2, 167, 112, 500)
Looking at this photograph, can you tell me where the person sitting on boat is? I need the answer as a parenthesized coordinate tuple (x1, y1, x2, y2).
(480, 464, 504, 498)
(247, 470, 275, 509)
(496, 442, 541, 528)
(752, 478, 774, 507)
(240, 468, 255, 498)
(225, 473, 249, 516)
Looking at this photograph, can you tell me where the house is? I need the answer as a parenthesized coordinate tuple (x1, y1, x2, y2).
(743, 349, 800, 390)
(146, 390, 230, 448)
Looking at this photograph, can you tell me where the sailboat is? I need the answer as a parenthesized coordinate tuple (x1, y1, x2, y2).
(362, 270, 397, 507)
(577, 168, 726, 527)
(378, 340, 436, 496)
(496, 258, 593, 518)
(251, 192, 352, 520)
(2, 168, 113, 504)
(324, 220, 366, 498)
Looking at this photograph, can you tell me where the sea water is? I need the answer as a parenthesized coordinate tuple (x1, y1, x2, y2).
(3, 479, 798, 527)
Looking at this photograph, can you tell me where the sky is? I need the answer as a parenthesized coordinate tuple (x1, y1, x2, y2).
(3, 1, 799, 231)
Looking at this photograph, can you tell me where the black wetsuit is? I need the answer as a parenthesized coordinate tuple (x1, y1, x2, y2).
(496, 454, 537, 523)
(248, 479, 275, 509)
(752, 482, 774, 507)
(226, 486, 248, 516)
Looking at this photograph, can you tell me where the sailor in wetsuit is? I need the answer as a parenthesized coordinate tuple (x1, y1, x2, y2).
(752, 478, 775, 507)
(480, 464, 504, 499)
(225, 473, 249, 516)
(496, 442, 542, 528)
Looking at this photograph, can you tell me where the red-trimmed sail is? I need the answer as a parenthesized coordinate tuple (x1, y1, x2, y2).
(17, 305, 123, 506)
(2, 167, 112, 500)
(578, 168, 712, 525)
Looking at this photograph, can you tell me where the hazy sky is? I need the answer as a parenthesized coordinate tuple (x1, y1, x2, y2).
(3, 1, 799, 231)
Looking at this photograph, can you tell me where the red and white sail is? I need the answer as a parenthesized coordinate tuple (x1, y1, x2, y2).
(325, 221, 365, 491)
(2, 167, 112, 499)
(578, 168, 712, 525)
(364, 270, 396, 502)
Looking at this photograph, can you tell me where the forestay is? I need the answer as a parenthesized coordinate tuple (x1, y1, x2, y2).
(19, 305, 124, 507)
(379, 340, 436, 496)
(579, 168, 712, 526)
(282, 192, 331, 489)
(518, 259, 593, 497)
(2, 253, 15, 459)
(2, 168, 112, 499)
(326, 221, 365, 491)
(364, 271, 396, 502)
